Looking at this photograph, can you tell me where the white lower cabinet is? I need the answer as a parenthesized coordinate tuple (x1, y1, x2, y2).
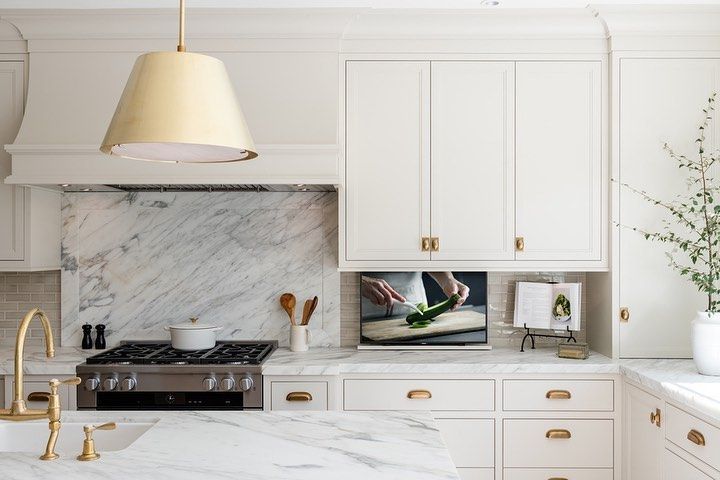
(270, 381, 328, 411)
(663, 449, 713, 480)
(665, 404, 720, 472)
(456, 468, 494, 480)
(504, 469, 614, 480)
(435, 419, 494, 468)
(624, 383, 663, 480)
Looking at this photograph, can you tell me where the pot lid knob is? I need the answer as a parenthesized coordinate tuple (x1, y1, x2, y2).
(190, 317, 198, 324)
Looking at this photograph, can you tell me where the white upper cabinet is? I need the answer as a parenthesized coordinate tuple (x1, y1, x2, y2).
(0, 61, 24, 262)
(618, 59, 720, 358)
(430, 61, 515, 261)
(345, 61, 431, 261)
(515, 61, 604, 261)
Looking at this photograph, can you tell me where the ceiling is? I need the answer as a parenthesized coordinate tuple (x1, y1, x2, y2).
(0, 0, 719, 8)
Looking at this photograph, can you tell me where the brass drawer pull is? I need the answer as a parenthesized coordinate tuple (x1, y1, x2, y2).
(515, 236, 525, 251)
(407, 390, 432, 400)
(620, 307, 630, 322)
(545, 429, 572, 439)
(687, 429, 706, 446)
(286, 391, 313, 402)
(421, 237, 430, 252)
(27, 392, 51, 402)
(548, 478, 569, 480)
(430, 237, 440, 252)
(650, 408, 661, 427)
(545, 389, 572, 400)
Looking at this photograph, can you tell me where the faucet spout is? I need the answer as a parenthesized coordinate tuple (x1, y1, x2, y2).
(11, 308, 55, 414)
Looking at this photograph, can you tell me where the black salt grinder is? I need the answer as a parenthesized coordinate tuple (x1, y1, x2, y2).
(81, 324, 93, 349)
(94, 324, 106, 350)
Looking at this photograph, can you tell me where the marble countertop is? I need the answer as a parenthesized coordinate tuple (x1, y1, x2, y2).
(1, 410, 459, 480)
(0, 346, 92, 376)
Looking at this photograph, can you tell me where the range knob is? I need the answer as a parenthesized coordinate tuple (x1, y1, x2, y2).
(220, 377, 235, 392)
(103, 377, 118, 391)
(202, 377, 217, 391)
(85, 377, 100, 391)
(121, 377, 137, 391)
(239, 377, 254, 392)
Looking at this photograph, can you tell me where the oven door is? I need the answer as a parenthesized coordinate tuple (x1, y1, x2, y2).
(90, 391, 257, 410)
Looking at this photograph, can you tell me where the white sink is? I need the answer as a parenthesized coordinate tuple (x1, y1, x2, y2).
(0, 420, 156, 455)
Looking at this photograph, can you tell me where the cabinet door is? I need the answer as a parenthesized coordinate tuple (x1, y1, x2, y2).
(345, 61, 431, 261)
(624, 383, 663, 480)
(430, 61, 514, 260)
(619, 59, 720, 358)
(0, 62, 24, 261)
(663, 449, 713, 480)
(515, 61, 603, 261)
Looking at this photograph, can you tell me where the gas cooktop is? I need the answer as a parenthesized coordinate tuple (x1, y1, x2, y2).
(85, 341, 277, 366)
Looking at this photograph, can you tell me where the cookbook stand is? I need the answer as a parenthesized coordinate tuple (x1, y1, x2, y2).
(520, 324, 577, 352)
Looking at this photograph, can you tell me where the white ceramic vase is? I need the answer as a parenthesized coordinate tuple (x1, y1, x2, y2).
(692, 311, 720, 376)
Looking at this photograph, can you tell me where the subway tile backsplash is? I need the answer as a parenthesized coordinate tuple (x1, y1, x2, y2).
(0, 271, 61, 346)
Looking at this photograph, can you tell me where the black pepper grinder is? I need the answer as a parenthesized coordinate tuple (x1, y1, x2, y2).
(94, 324, 106, 350)
(81, 324, 93, 350)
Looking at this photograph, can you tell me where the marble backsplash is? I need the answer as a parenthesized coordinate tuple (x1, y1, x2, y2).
(61, 192, 339, 348)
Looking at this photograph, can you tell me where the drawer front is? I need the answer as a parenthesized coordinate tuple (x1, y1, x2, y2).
(663, 449, 713, 480)
(343, 379, 494, 411)
(457, 468, 494, 480)
(503, 379, 614, 411)
(436, 418, 494, 468)
(504, 419, 613, 468)
(665, 404, 720, 471)
(504, 469, 614, 480)
(270, 382, 328, 411)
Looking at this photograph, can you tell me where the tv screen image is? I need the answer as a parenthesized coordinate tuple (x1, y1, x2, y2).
(360, 271, 488, 346)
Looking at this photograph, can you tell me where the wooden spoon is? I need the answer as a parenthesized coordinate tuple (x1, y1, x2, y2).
(303, 296, 319, 326)
(301, 299, 313, 326)
(280, 293, 296, 326)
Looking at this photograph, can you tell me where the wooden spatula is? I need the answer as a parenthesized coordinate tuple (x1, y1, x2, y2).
(302, 296, 319, 326)
(280, 293, 296, 326)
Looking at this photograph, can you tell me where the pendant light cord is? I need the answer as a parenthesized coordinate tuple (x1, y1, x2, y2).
(177, 0, 186, 52)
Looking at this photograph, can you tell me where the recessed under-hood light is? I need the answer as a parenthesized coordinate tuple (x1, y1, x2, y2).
(483, 0, 500, 5)
(100, 0, 256, 164)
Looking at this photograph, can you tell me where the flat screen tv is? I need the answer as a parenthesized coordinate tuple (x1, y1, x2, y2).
(359, 271, 488, 348)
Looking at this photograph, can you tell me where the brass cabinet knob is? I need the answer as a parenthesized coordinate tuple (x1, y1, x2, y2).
(687, 429, 706, 446)
(430, 237, 440, 252)
(407, 389, 432, 400)
(620, 307, 630, 322)
(286, 391, 313, 402)
(545, 389, 572, 400)
(421, 237, 430, 252)
(650, 408, 661, 427)
(545, 429, 572, 439)
(515, 236, 525, 252)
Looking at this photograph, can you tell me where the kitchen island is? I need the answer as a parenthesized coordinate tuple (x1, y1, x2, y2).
(0, 410, 458, 480)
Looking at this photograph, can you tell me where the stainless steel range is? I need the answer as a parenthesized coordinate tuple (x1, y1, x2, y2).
(76, 341, 277, 410)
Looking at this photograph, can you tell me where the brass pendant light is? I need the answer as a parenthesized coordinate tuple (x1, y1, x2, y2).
(100, 0, 257, 163)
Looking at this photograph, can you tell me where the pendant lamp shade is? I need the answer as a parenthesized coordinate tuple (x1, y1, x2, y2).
(101, 51, 257, 163)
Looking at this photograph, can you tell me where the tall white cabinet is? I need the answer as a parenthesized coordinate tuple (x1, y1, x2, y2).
(342, 58, 606, 270)
(616, 58, 720, 358)
(0, 60, 60, 272)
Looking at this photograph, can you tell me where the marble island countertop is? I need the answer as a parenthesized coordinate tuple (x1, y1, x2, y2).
(1, 410, 459, 480)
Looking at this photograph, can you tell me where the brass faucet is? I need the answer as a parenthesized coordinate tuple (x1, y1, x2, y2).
(0, 308, 81, 460)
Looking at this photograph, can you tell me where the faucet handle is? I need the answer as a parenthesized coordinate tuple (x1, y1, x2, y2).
(77, 422, 116, 462)
(85, 422, 117, 434)
(48, 377, 81, 393)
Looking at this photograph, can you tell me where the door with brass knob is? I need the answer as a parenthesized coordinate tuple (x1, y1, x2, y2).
(625, 383, 663, 480)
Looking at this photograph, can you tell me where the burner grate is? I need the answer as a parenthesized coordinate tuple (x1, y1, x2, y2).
(85, 341, 275, 365)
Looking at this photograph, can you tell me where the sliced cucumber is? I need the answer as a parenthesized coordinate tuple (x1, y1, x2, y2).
(405, 294, 461, 325)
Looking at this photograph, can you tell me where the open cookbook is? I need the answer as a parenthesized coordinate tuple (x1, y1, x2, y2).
(513, 282, 582, 331)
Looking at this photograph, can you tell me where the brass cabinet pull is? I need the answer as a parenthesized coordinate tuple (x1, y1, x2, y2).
(286, 391, 313, 402)
(545, 429, 572, 439)
(421, 237, 430, 252)
(687, 429, 706, 446)
(548, 478, 569, 480)
(407, 390, 432, 400)
(545, 389, 572, 400)
(620, 307, 630, 322)
(650, 408, 661, 427)
(430, 237, 440, 252)
(515, 236, 525, 252)
(27, 392, 51, 402)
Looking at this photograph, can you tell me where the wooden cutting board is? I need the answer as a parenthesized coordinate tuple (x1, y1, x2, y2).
(361, 309, 487, 342)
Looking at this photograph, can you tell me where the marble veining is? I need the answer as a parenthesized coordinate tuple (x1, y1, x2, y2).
(0, 410, 459, 480)
(61, 192, 340, 348)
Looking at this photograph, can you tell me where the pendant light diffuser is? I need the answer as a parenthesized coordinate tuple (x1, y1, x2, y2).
(100, 1, 256, 163)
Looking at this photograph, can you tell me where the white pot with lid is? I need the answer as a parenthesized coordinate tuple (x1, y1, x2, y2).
(164, 317, 222, 351)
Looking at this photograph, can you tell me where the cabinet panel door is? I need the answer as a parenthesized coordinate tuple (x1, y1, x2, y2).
(515, 61, 603, 261)
(663, 449, 712, 480)
(430, 61, 514, 260)
(624, 384, 663, 480)
(345, 61, 431, 261)
(619, 59, 720, 358)
(0, 62, 24, 261)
